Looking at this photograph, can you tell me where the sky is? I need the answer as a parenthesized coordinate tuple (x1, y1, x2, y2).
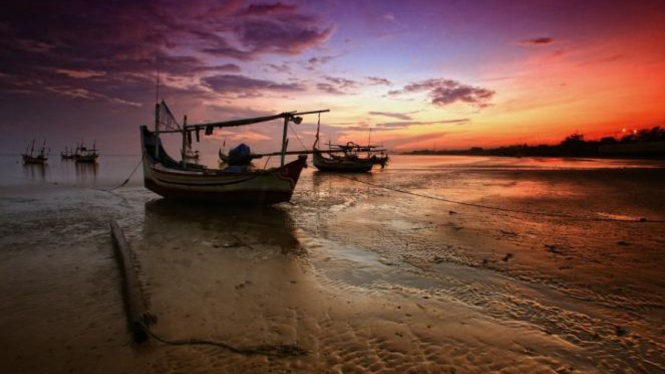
(1, 0, 664, 155)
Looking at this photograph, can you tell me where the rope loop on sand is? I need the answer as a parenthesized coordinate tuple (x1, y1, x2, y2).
(333, 174, 665, 223)
(142, 323, 308, 357)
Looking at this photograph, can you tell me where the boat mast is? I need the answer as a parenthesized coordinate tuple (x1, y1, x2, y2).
(181, 115, 188, 168)
(280, 117, 289, 166)
(154, 102, 160, 159)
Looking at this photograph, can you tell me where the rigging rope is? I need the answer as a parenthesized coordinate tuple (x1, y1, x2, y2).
(289, 123, 308, 151)
(333, 174, 665, 223)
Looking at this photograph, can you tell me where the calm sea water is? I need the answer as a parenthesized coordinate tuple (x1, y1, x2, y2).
(1, 154, 662, 190)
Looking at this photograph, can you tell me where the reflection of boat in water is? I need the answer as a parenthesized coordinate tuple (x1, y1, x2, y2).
(312, 122, 388, 172)
(23, 163, 47, 180)
(75, 161, 98, 181)
(143, 199, 301, 254)
(141, 100, 328, 204)
(75, 142, 99, 163)
(22, 140, 48, 164)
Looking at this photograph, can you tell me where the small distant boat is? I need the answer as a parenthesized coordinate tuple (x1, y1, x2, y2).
(75, 142, 99, 163)
(61, 146, 76, 160)
(182, 135, 200, 161)
(22, 140, 48, 164)
(312, 122, 388, 172)
(141, 100, 329, 204)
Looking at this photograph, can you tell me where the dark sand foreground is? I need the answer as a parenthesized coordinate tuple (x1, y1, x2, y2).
(0, 156, 663, 373)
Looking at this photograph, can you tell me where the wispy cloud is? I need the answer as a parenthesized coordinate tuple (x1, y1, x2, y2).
(369, 111, 412, 120)
(375, 119, 469, 129)
(304, 55, 339, 71)
(316, 76, 359, 95)
(516, 37, 555, 45)
(366, 76, 392, 86)
(202, 74, 305, 95)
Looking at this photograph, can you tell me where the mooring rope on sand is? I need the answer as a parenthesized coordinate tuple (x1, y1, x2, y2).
(95, 152, 145, 193)
(333, 174, 665, 223)
(142, 325, 308, 357)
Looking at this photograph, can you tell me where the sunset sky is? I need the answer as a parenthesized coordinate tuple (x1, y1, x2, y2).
(1, 0, 664, 155)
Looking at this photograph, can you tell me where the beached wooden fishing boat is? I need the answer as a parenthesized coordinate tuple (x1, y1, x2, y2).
(75, 142, 99, 163)
(312, 122, 388, 172)
(22, 140, 48, 164)
(141, 101, 328, 204)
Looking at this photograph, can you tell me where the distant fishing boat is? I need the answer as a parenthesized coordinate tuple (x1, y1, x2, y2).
(61, 146, 76, 160)
(182, 135, 200, 161)
(312, 121, 388, 172)
(141, 100, 329, 204)
(22, 140, 48, 164)
(75, 142, 99, 163)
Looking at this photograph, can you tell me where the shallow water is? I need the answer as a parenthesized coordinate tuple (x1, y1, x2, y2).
(0, 155, 663, 373)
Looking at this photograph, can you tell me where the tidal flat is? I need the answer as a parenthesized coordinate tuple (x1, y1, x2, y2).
(0, 155, 663, 373)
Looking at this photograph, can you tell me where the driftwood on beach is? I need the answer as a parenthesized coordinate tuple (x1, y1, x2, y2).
(110, 220, 154, 343)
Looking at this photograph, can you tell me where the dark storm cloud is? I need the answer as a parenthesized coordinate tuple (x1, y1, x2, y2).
(0, 1, 333, 104)
(369, 111, 412, 120)
(202, 74, 305, 95)
(389, 79, 495, 108)
(517, 37, 554, 45)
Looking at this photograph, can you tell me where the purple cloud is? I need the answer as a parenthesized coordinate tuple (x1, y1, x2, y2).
(376, 119, 469, 129)
(316, 83, 345, 95)
(0, 1, 333, 105)
(517, 37, 554, 45)
(369, 111, 412, 120)
(304, 55, 338, 70)
(316, 76, 359, 95)
(389, 79, 495, 108)
(366, 76, 392, 86)
(202, 74, 305, 95)
(238, 2, 297, 16)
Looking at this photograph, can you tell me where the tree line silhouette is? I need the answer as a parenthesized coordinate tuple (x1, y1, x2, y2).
(407, 126, 664, 158)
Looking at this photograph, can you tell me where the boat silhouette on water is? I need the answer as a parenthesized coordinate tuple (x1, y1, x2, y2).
(312, 121, 388, 172)
(75, 142, 99, 163)
(22, 140, 48, 164)
(61, 146, 76, 160)
(141, 100, 329, 204)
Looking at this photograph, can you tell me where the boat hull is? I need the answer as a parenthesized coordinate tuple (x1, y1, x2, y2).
(22, 155, 47, 164)
(75, 155, 99, 163)
(141, 126, 306, 204)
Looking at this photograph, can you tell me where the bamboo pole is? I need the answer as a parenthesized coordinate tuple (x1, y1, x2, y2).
(110, 220, 154, 343)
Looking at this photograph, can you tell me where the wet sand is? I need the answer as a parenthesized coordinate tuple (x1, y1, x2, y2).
(0, 156, 663, 373)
